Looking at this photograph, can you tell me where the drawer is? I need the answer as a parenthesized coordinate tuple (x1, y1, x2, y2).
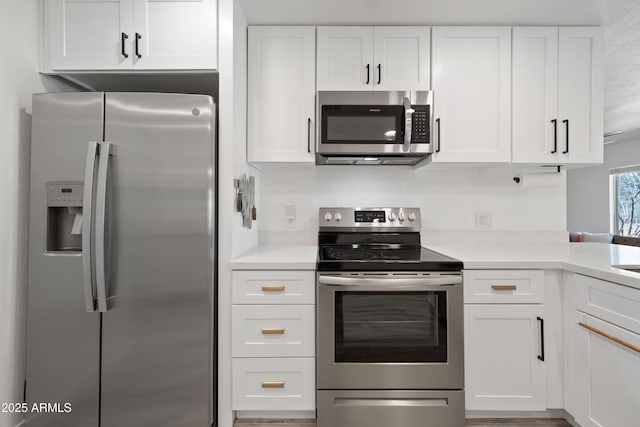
(232, 270, 315, 304)
(464, 270, 544, 304)
(232, 357, 315, 411)
(574, 274, 640, 334)
(232, 305, 315, 357)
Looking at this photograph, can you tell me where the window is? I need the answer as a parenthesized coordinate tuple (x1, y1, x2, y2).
(611, 166, 640, 236)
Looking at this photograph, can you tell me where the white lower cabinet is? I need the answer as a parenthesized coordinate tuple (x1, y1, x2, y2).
(464, 304, 546, 410)
(565, 273, 640, 427)
(464, 269, 546, 411)
(232, 358, 315, 411)
(231, 270, 315, 414)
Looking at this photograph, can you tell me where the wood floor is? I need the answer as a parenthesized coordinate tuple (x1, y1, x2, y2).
(235, 419, 572, 427)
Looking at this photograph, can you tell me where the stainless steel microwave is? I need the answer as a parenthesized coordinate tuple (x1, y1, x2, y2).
(316, 91, 433, 166)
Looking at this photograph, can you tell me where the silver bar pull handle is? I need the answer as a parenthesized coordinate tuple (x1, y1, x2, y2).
(318, 275, 462, 287)
(403, 96, 414, 152)
(82, 142, 99, 312)
(95, 142, 112, 313)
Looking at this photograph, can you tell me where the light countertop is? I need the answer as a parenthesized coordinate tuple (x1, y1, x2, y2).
(230, 242, 640, 290)
(229, 245, 317, 270)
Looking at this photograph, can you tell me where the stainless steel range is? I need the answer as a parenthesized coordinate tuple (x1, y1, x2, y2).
(316, 207, 465, 427)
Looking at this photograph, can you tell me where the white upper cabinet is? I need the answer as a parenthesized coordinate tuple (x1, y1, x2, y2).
(512, 27, 602, 165)
(431, 27, 512, 163)
(558, 27, 603, 164)
(247, 26, 316, 163)
(43, 0, 217, 71)
(317, 26, 430, 91)
(373, 27, 430, 91)
(317, 27, 373, 91)
(132, 0, 217, 69)
(512, 27, 559, 164)
(44, 0, 134, 70)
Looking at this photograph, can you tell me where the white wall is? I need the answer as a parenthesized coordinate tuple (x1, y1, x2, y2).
(567, 138, 640, 233)
(231, 2, 260, 258)
(0, 2, 77, 427)
(260, 166, 567, 242)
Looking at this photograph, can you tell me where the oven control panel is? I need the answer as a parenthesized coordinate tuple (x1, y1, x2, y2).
(319, 207, 421, 231)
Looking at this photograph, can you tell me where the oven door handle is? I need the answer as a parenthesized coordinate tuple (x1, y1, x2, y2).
(318, 275, 462, 287)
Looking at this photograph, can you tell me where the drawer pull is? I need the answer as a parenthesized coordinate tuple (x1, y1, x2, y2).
(262, 381, 285, 388)
(492, 285, 517, 291)
(261, 328, 285, 335)
(261, 285, 285, 292)
(578, 322, 640, 354)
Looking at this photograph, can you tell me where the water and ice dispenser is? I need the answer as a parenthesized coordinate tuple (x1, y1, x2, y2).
(46, 182, 84, 253)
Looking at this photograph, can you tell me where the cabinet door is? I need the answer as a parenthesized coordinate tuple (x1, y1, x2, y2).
(464, 304, 546, 410)
(132, 0, 217, 69)
(373, 27, 430, 91)
(247, 27, 316, 163)
(431, 27, 511, 163)
(572, 312, 640, 427)
(45, 0, 134, 70)
(512, 27, 559, 164)
(558, 27, 603, 164)
(317, 27, 374, 91)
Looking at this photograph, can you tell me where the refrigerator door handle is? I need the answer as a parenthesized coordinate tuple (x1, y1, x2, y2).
(82, 142, 99, 312)
(95, 142, 112, 313)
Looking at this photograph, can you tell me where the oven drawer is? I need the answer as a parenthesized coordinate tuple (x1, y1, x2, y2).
(317, 390, 465, 427)
(232, 270, 315, 304)
(464, 270, 544, 303)
(232, 358, 315, 411)
(232, 305, 314, 357)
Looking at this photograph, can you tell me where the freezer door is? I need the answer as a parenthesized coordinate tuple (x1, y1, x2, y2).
(100, 93, 215, 427)
(25, 92, 104, 427)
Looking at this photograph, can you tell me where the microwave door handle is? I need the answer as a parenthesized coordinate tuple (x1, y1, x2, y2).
(403, 97, 414, 152)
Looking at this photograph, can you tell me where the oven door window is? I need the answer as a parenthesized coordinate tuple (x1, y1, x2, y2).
(335, 291, 447, 363)
(321, 105, 403, 144)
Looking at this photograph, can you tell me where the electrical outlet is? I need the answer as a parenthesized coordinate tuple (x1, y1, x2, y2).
(476, 211, 493, 229)
(285, 203, 296, 229)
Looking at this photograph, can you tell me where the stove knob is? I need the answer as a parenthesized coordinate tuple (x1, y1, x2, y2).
(334, 213, 342, 221)
(398, 212, 406, 222)
(324, 212, 332, 222)
(388, 212, 396, 221)
(408, 212, 417, 222)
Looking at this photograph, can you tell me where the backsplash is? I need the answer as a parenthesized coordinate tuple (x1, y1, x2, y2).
(258, 165, 567, 238)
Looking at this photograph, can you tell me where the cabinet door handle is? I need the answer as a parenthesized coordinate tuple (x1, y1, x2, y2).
(307, 118, 312, 153)
(578, 322, 640, 354)
(121, 32, 129, 58)
(262, 381, 285, 388)
(537, 316, 545, 362)
(377, 64, 381, 85)
(491, 285, 517, 291)
(435, 118, 441, 153)
(261, 328, 285, 335)
(261, 285, 285, 292)
(562, 119, 569, 154)
(550, 119, 557, 154)
(365, 64, 370, 85)
(135, 33, 142, 58)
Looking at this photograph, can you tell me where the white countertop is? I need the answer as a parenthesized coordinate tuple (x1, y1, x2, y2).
(229, 245, 317, 270)
(430, 241, 640, 290)
(230, 242, 640, 290)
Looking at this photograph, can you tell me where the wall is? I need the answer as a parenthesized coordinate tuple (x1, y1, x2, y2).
(217, 0, 259, 426)
(567, 137, 640, 233)
(0, 2, 78, 427)
(259, 165, 567, 243)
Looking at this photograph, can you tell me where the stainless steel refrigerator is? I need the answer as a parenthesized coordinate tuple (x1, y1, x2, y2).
(25, 92, 216, 427)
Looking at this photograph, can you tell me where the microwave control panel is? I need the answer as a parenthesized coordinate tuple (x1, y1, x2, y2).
(411, 105, 430, 143)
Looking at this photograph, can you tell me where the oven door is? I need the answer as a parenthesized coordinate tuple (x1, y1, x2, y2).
(317, 273, 464, 390)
